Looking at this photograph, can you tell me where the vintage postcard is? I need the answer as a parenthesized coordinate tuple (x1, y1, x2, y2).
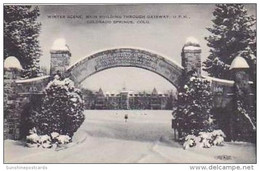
(3, 3, 256, 165)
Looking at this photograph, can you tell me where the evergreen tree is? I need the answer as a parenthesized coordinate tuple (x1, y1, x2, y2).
(30, 76, 85, 137)
(173, 76, 215, 137)
(4, 5, 42, 78)
(204, 4, 256, 80)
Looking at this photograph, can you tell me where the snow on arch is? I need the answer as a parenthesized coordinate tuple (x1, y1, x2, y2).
(4, 56, 23, 70)
(51, 38, 69, 51)
(230, 56, 249, 69)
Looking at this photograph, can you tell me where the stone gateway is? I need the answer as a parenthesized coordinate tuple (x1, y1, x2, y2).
(3, 37, 254, 140)
(66, 48, 184, 89)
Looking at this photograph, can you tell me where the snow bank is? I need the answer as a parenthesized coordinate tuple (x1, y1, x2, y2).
(4, 111, 256, 163)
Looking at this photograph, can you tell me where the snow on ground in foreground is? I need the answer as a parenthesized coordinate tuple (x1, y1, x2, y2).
(4, 110, 256, 163)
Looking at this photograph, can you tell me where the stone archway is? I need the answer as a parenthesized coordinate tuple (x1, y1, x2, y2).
(65, 48, 184, 89)
(4, 38, 255, 142)
(4, 40, 204, 140)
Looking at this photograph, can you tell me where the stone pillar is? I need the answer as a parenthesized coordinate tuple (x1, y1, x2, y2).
(230, 56, 251, 107)
(4, 69, 23, 140)
(50, 50, 71, 77)
(50, 39, 71, 77)
(172, 37, 202, 140)
(181, 37, 201, 78)
(4, 57, 25, 140)
(230, 56, 255, 142)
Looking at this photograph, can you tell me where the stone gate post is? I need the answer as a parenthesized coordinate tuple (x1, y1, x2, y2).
(230, 56, 251, 105)
(229, 55, 255, 141)
(181, 37, 202, 79)
(173, 37, 202, 140)
(50, 39, 71, 77)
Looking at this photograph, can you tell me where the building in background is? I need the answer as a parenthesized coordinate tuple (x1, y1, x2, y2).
(82, 87, 176, 110)
(93, 88, 107, 109)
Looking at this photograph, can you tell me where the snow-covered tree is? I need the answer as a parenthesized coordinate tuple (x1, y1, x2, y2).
(4, 5, 41, 78)
(30, 76, 85, 137)
(183, 130, 226, 149)
(173, 76, 216, 137)
(203, 4, 256, 80)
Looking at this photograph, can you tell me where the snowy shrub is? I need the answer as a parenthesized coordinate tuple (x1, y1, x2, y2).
(26, 127, 40, 148)
(27, 127, 38, 137)
(212, 136, 224, 146)
(25, 128, 72, 148)
(29, 75, 85, 138)
(183, 129, 226, 150)
(26, 128, 52, 148)
(51, 132, 60, 140)
(211, 130, 226, 138)
(26, 133, 40, 148)
(199, 130, 225, 147)
(183, 138, 195, 150)
(211, 129, 225, 146)
(55, 135, 71, 145)
(183, 135, 199, 149)
(50, 132, 71, 146)
(198, 132, 212, 148)
(39, 135, 51, 143)
(173, 76, 216, 138)
(39, 135, 52, 148)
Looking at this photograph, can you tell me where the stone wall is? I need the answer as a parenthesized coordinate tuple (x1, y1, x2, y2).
(4, 76, 49, 140)
(4, 79, 30, 139)
(4, 44, 255, 141)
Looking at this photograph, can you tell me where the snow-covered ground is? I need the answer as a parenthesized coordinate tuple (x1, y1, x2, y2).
(4, 110, 256, 163)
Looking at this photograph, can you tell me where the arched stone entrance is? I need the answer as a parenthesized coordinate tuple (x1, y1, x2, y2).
(4, 38, 210, 140)
(65, 48, 184, 89)
(3, 37, 255, 141)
